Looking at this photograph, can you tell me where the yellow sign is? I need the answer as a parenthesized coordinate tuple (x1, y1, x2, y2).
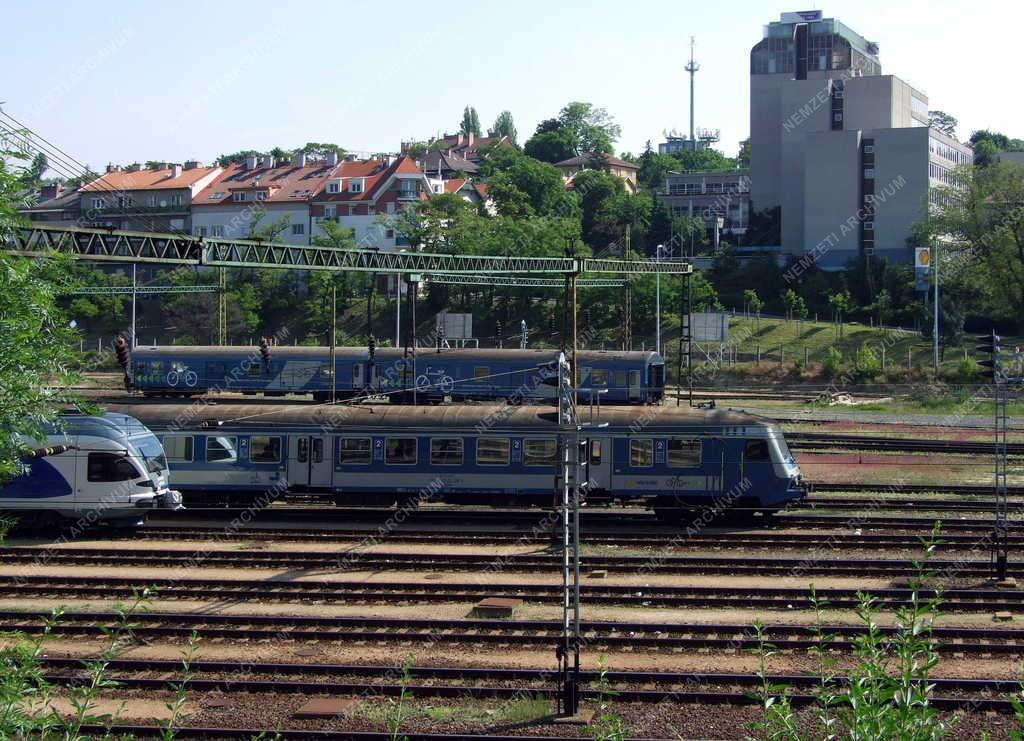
(915, 247, 930, 269)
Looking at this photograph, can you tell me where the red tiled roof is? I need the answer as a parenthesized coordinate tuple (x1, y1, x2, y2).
(555, 154, 639, 170)
(313, 155, 426, 204)
(192, 160, 340, 206)
(81, 166, 221, 192)
(444, 178, 469, 194)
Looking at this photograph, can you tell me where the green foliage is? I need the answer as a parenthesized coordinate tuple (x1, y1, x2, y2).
(588, 655, 626, 741)
(737, 137, 751, 168)
(524, 129, 577, 164)
(822, 346, 843, 378)
(853, 342, 881, 380)
(386, 654, 415, 741)
(480, 147, 574, 217)
(750, 524, 952, 741)
(159, 631, 199, 741)
(490, 110, 518, 146)
(459, 105, 482, 137)
(928, 110, 958, 138)
(556, 101, 621, 156)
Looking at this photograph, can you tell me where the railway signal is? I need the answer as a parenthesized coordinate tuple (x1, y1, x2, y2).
(495, 319, 502, 349)
(975, 331, 1002, 380)
(114, 335, 132, 390)
(258, 337, 271, 373)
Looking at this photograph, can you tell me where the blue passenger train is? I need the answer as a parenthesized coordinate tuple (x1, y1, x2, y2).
(107, 403, 805, 516)
(128, 346, 666, 405)
(0, 412, 181, 526)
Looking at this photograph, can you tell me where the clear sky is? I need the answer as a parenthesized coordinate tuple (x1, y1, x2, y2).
(1, 0, 1017, 173)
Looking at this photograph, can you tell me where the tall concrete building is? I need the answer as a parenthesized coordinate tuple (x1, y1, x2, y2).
(750, 10, 972, 268)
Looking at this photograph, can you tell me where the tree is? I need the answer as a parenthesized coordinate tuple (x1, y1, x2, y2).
(460, 106, 482, 137)
(0, 146, 83, 481)
(737, 138, 750, 169)
(490, 111, 518, 146)
(870, 289, 892, 330)
(671, 148, 735, 173)
(523, 128, 577, 164)
(215, 149, 264, 167)
(480, 147, 575, 218)
(20, 153, 48, 188)
(928, 111, 958, 138)
(827, 290, 851, 337)
(782, 289, 800, 321)
(557, 102, 621, 155)
(743, 288, 764, 331)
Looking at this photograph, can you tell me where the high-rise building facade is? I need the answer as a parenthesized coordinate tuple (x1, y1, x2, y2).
(750, 11, 972, 268)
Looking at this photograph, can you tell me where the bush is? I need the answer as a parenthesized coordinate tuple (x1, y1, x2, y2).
(945, 357, 981, 384)
(821, 347, 842, 378)
(853, 343, 881, 381)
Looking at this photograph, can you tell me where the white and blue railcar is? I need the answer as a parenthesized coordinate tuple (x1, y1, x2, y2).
(128, 346, 666, 405)
(0, 412, 181, 526)
(109, 404, 804, 515)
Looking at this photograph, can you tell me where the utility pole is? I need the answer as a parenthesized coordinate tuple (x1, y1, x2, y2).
(685, 36, 699, 145)
(330, 283, 337, 404)
(130, 263, 137, 348)
(933, 242, 940, 375)
(217, 266, 226, 345)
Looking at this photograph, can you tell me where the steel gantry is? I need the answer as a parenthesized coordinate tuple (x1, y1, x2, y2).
(7, 224, 692, 277)
(425, 274, 625, 289)
(65, 285, 220, 295)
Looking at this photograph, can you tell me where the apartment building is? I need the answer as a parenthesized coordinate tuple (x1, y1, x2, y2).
(556, 154, 640, 195)
(661, 170, 751, 236)
(749, 10, 972, 267)
(78, 161, 223, 232)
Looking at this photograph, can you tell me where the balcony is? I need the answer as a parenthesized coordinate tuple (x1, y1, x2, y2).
(397, 189, 420, 201)
(83, 203, 188, 215)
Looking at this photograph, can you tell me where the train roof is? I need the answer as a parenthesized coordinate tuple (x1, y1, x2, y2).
(104, 403, 770, 431)
(130, 346, 662, 363)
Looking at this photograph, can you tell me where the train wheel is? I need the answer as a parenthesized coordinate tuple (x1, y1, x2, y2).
(654, 508, 687, 524)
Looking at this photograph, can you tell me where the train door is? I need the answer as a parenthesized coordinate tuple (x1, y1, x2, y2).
(288, 434, 333, 490)
(585, 437, 612, 496)
(628, 370, 643, 402)
(352, 363, 364, 390)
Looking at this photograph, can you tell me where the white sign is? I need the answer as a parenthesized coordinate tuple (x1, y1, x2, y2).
(437, 312, 473, 339)
(690, 312, 729, 343)
(781, 10, 823, 23)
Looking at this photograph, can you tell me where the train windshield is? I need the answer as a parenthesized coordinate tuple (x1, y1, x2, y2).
(133, 434, 168, 475)
(769, 432, 794, 464)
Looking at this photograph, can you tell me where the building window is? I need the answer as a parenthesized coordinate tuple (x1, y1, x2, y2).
(864, 145, 875, 154)
(324, 205, 336, 218)
(385, 228, 395, 238)
(349, 205, 357, 216)
(255, 191, 267, 201)
(147, 195, 157, 207)
(170, 194, 183, 206)
(91, 198, 105, 209)
(387, 203, 395, 215)
(233, 192, 246, 202)
(292, 223, 305, 236)
(864, 222, 874, 231)
(195, 226, 208, 237)
(212, 225, 224, 237)
(863, 168, 875, 179)
(327, 182, 340, 194)
(350, 180, 363, 193)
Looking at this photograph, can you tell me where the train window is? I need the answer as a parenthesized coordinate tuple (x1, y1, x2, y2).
(477, 438, 510, 465)
(430, 438, 464, 466)
(206, 362, 227, 378)
(591, 369, 609, 386)
(250, 436, 282, 463)
(339, 438, 371, 465)
(629, 370, 641, 387)
(630, 440, 653, 467)
(745, 440, 771, 461)
(206, 436, 236, 463)
(386, 438, 418, 465)
(163, 436, 194, 463)
(524, 439, 557, 467)
(87, 452, 140, 482)
(245, 362, 263, 377)
(667, 439, 701, 467)
(297, 438, 309, 463)
(312, 438, 324, 463)
(473, 366, 490, 381)
(614, 371, 627, 387)
(590, 440, 602, 465)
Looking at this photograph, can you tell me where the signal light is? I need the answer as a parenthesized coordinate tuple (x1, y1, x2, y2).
(975, 331, 1002, 380)
(549, 316, 556, 336)
(368, 335, 376, 359)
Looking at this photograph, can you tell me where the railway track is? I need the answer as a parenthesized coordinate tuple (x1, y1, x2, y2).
(0, 545, 1015, 579)
(6, 574, 1021, 612)
(38, 657, 1021, 711)
(803, 497, 1022, 513)
(787, 433, 1024, 456)
(125, 525, 1023, 550)
(6, 609, 1024, 656)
